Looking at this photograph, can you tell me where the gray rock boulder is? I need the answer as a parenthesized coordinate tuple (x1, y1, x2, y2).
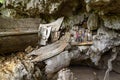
(87, 27, 120, 65)
(87, 12, 99, 30)
(102, 15, 120, 30)
(85, 0, 120, 14)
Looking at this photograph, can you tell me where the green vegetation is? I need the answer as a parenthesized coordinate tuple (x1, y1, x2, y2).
(0, 0, 4, 3)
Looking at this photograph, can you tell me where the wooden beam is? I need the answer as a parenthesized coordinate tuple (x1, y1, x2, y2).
(28, 32, 70, 62)
(71, 41, 93, 46)
(0, 31, 38, 37)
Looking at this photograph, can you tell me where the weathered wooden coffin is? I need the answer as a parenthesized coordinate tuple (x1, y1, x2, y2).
(0, 18, 40, 54)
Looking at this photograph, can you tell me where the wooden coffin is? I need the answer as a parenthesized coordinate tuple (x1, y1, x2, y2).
(0, 18, 40, 54)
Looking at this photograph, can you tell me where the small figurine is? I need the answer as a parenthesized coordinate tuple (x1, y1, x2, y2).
(70, 34, 75, 42)
(88, 30, 92, 41)
(84, 29, 88, 42)
(79, 30, 82, 42)
(75, 30, 79, 42)
(81, 30, 85, 42)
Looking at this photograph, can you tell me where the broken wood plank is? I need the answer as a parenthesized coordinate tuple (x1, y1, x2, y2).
(0, 34, 38, 54)
(39, 17, 64, 32)
(71, 41, 93, 46)
(28, 32, 70, 62)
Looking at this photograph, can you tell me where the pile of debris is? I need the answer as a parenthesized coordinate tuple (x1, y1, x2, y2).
(0, 52, 43, 80)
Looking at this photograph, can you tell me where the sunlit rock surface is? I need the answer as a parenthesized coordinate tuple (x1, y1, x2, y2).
(4, 0, 62, 14)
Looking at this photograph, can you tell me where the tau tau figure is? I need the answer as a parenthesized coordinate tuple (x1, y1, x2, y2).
(70, 23, 93, 43)
(87, 30, 92, 41)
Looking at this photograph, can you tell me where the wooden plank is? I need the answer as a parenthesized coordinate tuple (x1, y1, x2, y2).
(0, 34, 38, 54)
(71, 41, 93, 46)
(0, 31, 38, 37)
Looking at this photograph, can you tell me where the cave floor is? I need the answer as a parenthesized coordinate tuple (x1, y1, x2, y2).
(70, 66, 120, 80)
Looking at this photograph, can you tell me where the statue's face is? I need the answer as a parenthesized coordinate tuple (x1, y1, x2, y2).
(40, 27, 51, 40)
(39, 25, 51, 45)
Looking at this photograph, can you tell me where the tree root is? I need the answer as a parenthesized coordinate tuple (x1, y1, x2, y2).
(103, 48, 118, 80)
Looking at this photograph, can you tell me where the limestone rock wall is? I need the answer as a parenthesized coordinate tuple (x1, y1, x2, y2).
(85, 0, 120, 74)
(85, 0, 120, 14)
(0, 0, 120, 79)
(102, 15, 120, 30)
(1, 0, 85, 18)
